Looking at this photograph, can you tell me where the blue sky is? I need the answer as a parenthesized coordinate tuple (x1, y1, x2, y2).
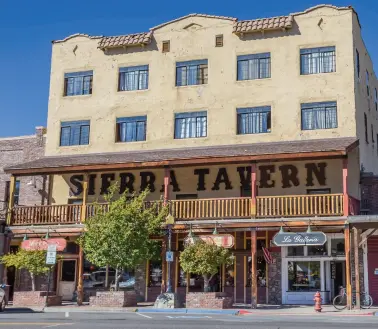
(1, 0, 377, 137)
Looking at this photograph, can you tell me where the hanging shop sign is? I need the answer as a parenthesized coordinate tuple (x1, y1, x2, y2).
(272, 231, 327, 247)
(21, 238, 67, 251)
(199, 234, 235, 248)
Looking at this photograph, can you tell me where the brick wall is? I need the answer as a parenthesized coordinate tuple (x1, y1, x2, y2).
(0, 126, 47, 216)
(13, 291, 62, 307)
(360, 174, 378, 214)
(186, 292, 233, 309)
(89, 291, 137, 307)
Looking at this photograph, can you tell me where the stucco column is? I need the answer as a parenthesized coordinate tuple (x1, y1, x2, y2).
(251, 228, 257, 308)
(344, 224, 352, 310)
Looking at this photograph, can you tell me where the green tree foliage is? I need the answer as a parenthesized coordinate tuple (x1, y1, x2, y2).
(180, 240, 234, 292)
(79, 185, 167, 290)
(1, 249, 51, 291)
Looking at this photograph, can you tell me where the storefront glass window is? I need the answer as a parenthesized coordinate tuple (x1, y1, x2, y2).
(308, 244, 328, 256)
(331, 239, 345, 256)
(288, 261, 321, 292)
(287, 246, 304, 256)
(247, 256, 266, 287)
(225, 264, 235, 287)
(148, 260, 162, 286)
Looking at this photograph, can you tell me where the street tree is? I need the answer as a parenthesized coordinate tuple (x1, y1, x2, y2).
(179, 240, 234, 292)
(79, 185, 167, 291)
(1, 249, 51, 291)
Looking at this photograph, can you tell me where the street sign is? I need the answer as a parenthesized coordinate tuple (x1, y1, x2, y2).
(272, 231, 327, 247)
(46, 244, 57, 265)
(166, 251, 174, 262)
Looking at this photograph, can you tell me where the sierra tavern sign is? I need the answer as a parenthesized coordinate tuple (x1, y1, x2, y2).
(68, 162, 328, 196)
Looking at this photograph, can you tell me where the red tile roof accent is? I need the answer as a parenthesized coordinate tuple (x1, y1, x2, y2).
(233, 15, 293, 34)
(98, 32, 153, 49)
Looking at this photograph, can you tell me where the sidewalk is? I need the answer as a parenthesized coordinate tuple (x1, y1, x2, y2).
(5, 303, 378, 316)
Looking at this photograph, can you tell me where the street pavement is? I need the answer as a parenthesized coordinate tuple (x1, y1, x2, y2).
(0, 311, 378, 329)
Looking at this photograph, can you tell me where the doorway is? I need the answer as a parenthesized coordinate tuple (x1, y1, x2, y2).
(330, 261, 346, 299)
(58, 259, 77, 301)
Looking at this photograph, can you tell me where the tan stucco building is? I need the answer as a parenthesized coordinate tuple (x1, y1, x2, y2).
(4, 5, 378, 308)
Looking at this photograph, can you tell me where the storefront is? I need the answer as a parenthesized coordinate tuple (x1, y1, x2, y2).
(281, 233, 346, 305)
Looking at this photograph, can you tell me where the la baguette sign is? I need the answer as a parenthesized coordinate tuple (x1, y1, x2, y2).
(272, 231, 327, 247)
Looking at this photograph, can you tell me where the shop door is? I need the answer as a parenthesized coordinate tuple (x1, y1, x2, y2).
(330, 261, 346, 299)
(58, 260, 77, 300)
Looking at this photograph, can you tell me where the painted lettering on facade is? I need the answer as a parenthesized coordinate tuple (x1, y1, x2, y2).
(69, 163, 327, 196)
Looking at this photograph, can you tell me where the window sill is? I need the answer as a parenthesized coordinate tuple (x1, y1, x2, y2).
(175, 84, 208, 89)
(236, 77, 272, 83)
(299, 71, 337, 76)
(237, 131, 271, 135)
(117, 89, 149, 93)
(115, 140, 147, 144)
(63, 94, 92, 99)
(59, 144, 90, 148)
(173, 136, 208, 140)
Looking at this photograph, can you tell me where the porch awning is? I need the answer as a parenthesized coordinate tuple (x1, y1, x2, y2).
(4, 137, 358, 175)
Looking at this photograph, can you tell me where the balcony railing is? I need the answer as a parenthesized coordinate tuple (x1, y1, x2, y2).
(9, 193, 349, 226)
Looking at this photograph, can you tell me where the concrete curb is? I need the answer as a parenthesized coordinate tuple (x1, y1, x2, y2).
(238, 309, 376, 317)
(137, 308, 239, 315)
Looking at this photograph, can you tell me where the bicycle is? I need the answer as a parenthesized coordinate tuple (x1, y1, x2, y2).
(333, 286, 373, 310)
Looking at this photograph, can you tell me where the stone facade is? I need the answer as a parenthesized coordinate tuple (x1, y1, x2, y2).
(134, 262, 146, 302)
(89, 291, 137, 307)
(185, 292, 233, 309)
(267, 252, 282, 305)
(13, 291, 62, 307)
(14, 268, 56, 293)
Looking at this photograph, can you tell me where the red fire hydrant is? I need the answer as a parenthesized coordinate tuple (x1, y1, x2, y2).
(314, 291, 322, 312)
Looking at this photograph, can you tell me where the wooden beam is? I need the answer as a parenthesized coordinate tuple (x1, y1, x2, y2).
(163, 167, 169, 206)
(251, 163, 257, 218)
(345, 224, 352, 310)
(6, 175, 17, 225)
(81, 174, 88, 222)
(359, 228, 378, 247)
(251, 229, 257, 309)
(5, 151, 347, 176)
(353, 228, 361, 309)
(342, 158, 349, 217)
(76, 246, 84, 306)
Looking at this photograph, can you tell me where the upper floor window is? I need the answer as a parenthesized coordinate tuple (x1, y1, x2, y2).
(372, 124, 375, 144)
(237, 107, 271, 134)
(366, 70, 370, 96)
(116, 116, 147, 142)
(176, 60, 208, 86)
(174, 111, 207, 139)
(60, 120, 90, 146)
(364, 113, 368, 143)
(14, 181, 20, 205)
(118, 65, 148, 91)
(237, 53, 271, 80)
(356, 49, 360, 79)
(301, 102, 337, 130)
(375, 88, 378, 111)
(300, 47, 336, 75)
(64, 71, 93, 96)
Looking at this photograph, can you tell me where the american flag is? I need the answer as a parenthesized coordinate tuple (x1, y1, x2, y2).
(262, 247, 273, 264)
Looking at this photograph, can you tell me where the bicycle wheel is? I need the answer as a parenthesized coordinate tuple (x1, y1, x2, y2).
(333, 294, 347, 310)
(360, 293, 373, 309)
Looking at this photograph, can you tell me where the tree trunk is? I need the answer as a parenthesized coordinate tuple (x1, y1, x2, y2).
(203, 274, 211, 292)
(114, 268, 119, 292)
(30, 272, 36, 292)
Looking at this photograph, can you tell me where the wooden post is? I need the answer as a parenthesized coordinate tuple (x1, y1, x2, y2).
(345, 224, 352, 310)
(77, 246, 84, 306)
(163, 167, 170, 206)
(251, 228, 258, 308)
(47, 175, 54, 205)
(251, 163, 257, 218)
(342, 158, 349, 217)
(6, 175, 17, 225)
(353, 227, 361, 309)
(81, 174, 89, 222)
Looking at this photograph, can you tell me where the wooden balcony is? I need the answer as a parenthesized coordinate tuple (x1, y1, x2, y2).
(9, 194, 348, 226)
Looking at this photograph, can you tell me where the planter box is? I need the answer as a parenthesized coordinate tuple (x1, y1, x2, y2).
(186, 292, 233, 309)
(89, 291, 137, 307)
(13, 291, 62, 307)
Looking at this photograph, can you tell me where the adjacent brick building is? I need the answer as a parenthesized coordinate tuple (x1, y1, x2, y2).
(0, 127, 46, 298)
